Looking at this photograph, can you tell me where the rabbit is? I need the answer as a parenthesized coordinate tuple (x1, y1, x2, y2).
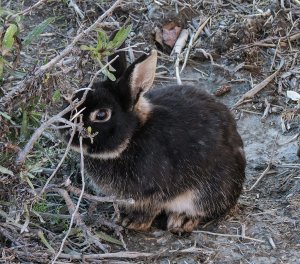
(60, 48, 246, 233)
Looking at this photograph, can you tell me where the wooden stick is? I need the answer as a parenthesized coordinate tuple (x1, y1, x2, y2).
(39, 121, 77, 197)
(192, 16, 211, 45)
(248, 134, 279, 191)
(15, 104, 77, 166)
(292, 0, 300, 6)
(51, 139, 86, 262)
(180, 31, 194, 73)
(68, 0, 84, 19)
(172, 29, 189, 55)
(66, 185, 134, 204)
(233, 59, 284, 107)
(248, 162, 272, 191)
(51, 137, 106, 263)
(172, 29, 189, 85)
(12, 0, 48, 18)
(193, 230, 265, 243)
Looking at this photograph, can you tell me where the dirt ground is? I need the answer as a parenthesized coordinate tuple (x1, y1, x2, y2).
(0, 0, 299, 263)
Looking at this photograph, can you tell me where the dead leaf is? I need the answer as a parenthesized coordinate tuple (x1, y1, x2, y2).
(154, 26, 163, 47)
(162, 22, 181, 48)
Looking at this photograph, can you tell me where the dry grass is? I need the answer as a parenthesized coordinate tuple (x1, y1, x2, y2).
(0, 0, 299, 263)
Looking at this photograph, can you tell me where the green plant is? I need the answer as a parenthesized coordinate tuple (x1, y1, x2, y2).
(0, 8, 21, 82)
(22, 17, 56, 46)
(32, 199, 48, 213)
(0, 8, 56, 82)
(17, 97, 45, 142)
(80, 24, 132, 81)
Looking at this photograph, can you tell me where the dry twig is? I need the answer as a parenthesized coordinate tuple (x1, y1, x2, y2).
(261, 98, 271, 122)
(193, 230, 265, 243)
(180, 31, 195, 73)
(192, 16, 211, 45)
(66, 185, 134, 204)
(292, 0, 300, 6)
(12, 0, 48, 18)
(248, 134, 279, 191)
(68, 0, 84, 19)
(16, 102, 79, 166)
(51, 136, 85, 262)
(172, 29, 189, 85)
(14, 246, 212, 261)
(234, 59, 284, 107)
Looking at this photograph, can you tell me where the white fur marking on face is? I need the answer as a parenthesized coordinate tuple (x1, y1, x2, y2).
(164, 190, 199, 216)
(70, 138, 130, 160)
(130, 50, 157, 95)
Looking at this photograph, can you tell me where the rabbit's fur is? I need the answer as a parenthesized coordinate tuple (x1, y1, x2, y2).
(61, 49, 246, 232)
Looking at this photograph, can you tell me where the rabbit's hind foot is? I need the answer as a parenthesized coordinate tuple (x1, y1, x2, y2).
(119, 208, 161, 231)
(167, 213, 200, 233)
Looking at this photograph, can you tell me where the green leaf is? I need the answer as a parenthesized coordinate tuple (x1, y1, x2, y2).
(30, 111, 42, 125)
(0, 165, 14, 176)
(38, 230, 55, 253)
(0, 8, 14, 18)
(27, 172, 36, 179)
(20, 110, 29, 140)
(96, 30, 109, 50)
(3, 24, 18, 50)
(107, 24, 132, 50)
(0, 111, 16, 125)
(95, 231, 123, 246)
(98, 59, 116, 81)
(52, 90, 61, 102)
(23, 17, 56, 46)
(80, 45, 95, 51)
(103, 67, 116, 81)
(14, 15, 22, 23)
(0, 57, 4, 80)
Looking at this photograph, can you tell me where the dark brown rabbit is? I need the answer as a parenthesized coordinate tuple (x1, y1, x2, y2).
(61, 49, 246, 233)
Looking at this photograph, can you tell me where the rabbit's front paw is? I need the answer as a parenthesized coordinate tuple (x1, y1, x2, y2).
(120, 210, 158, 231)
(167, 213, 199, 233)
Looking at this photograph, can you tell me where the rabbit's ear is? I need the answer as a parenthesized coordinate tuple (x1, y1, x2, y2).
(116, 50, 157, 111)
(129, 50, 157, 97)
(107, 32, 127, 80)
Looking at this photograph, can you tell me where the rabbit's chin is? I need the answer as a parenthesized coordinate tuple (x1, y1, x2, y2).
(70, 138, 130, 160)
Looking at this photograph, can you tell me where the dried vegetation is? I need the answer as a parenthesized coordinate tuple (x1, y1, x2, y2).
(0, 0, 299, 263)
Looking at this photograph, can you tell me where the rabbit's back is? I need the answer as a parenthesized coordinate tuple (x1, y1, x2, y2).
(145, 85, 244, 165)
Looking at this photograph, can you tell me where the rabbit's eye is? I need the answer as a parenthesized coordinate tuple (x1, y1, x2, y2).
(90, 109, 111, 122)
